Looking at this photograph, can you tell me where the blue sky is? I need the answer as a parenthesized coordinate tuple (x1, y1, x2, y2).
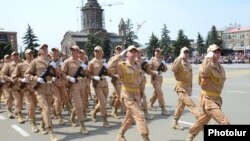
(1, 0, 250, 51)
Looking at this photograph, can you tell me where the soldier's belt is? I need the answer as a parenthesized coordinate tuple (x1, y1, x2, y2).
(121, 86, 139, 94)
(177, 81, 191, 86)
(201, 90, 220, 97)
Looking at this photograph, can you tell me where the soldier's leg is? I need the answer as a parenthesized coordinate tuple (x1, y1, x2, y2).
(154, 82, 170, 116)
(70, 86, 88, 134)
(53, 86, 64, 125)
(187, 108, 211, 141)
(0, 90, 2, 113)
(183, 93, 201, 119)
(2, 85, 14, 118)
(149, 91, 157, 111)
(172, 92, 185, 130)
(124, 97, 149, 140)
(210, 108, 230, 125)
(23, 90, 38, 133)
(112, 84, 122, 118)
(12, 90, 25, 124)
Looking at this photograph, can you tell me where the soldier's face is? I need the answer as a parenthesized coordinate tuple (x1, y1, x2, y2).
(71, 49, 78, 57)
(127, 49, 137, 60)
(52, 50, 59, 58)
(94, 50, 103, 58)
(115, 48, 121, 54)
(155, 51, 161, 58)
(213, 50, 221, 62)
(25, 52, 33, 60)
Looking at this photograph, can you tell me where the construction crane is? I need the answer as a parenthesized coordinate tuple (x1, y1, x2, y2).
(100, 1, 124, 7)
(136, 20, 146, 35)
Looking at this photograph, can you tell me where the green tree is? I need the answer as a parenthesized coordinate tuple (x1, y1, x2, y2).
(196, 32, 205, 55)
(122, 19, 138, 49)
(160, 24, 172, 56)
(102, 36, 111, 60)
(206, 25, 222, 47)
(146, 33, 160, 58)
(173, 29, 190, 58)
(84, 34, 101, 59)
(22, 24, 39, 57)
(0, 42, 13, 59)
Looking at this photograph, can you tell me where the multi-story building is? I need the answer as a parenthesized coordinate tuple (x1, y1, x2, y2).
(222, 26, 250, 55)
(0, 30, 18, 51)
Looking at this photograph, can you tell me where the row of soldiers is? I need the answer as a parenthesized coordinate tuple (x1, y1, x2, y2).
(0, 43, 230, 141)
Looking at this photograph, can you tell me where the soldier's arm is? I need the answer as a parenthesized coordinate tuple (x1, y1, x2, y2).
(86, 61, 94, 80)
(24, 60, 37, 82)
(146, 59, 156, 76)
(107, 56, 121, 77)
(171, 58, 182, 73)
(61, 60, 71, 81)
(11, 64, 21, 82)
(199, 58, 212, 77)
(1, 63, 12, 81)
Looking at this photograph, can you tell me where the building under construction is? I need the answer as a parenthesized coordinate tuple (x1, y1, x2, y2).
(61, 0, 125, 55)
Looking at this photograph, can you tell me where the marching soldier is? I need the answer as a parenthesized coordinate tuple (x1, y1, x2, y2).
(25, 44, 58, 141)
(171, 47, 201, 130)
(0, 54, 11, 113)
(78, 49, 89, 120)
(185, 44, 230, 141)
(1, 52, 19, 119)
(147, 48, 170, 116)
(12, 49, 39, 132)
(108, 45, 150, 141)
(88, 46, 111, 128)
(62, 45, 88, 134)
(135, 47, 152, 120)
(107, 45, 126, 118)
(50, 47, 71, 125)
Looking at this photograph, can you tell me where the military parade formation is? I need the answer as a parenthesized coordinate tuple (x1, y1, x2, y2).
(0, 43, 229, 141)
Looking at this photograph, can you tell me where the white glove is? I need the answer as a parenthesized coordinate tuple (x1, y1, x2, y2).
(37, 77, 45, 83)
(93, 76, 101, 81)
(103, 63, 108, 68)
(205, 52, 214, 58)
(52, 77, 56, 82)
(69, 77, 76, 83)
(80, 63, 87, 70)
(0, 80, 6, 83)
(119, 49, 127, 56)
(59, 61, 64, 66)
(49, 61, 57, 69)
(20, 78, 28, 83)
(161, 60, 166, 65)
(153, 71, 159, 75)
(178, 52, 185, 59)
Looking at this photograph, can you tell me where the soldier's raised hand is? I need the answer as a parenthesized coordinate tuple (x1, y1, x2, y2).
(69, 77, 76, 83)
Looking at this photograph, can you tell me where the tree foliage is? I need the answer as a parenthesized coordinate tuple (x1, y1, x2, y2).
(0, 42, 13, 59)
(22, 24, 39, 57)
(173, 29, 190, 58)
(84, 34, 101, 59)
(102, 36, 111, 60)
(146, 33, 160, 58)
(160, 24, 172, 56)
(206, 25, 222, 48)
(196, 32, 205, 55)
(122, 19, 139, 49)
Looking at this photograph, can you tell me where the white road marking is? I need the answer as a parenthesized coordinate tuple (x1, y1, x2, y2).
(11, 125, 30, 137)
(226, 90, 247, 94)
(191, 96, 199, 98)
(178, 120, 194, 126)
(0, 114, 6, 120)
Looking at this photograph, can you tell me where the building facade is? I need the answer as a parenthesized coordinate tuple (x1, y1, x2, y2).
(222, 26, 250, 55)
(0, 30, 18, 51)
(61, 0, 124, 55)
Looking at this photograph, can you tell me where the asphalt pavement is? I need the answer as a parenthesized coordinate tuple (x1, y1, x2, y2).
(0, 64, 249, 141)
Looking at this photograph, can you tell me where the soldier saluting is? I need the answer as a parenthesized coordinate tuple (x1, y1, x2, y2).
(108, 45, 150, 141)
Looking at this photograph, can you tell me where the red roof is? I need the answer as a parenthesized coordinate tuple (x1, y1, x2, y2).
(224, 26, 250, 33)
